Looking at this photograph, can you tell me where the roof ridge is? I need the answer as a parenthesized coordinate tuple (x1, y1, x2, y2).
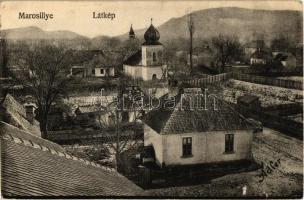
(1, 122, 116, 172)
(2, 133, 116, 172)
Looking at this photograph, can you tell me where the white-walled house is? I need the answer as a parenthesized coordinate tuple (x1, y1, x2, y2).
(143, 95, 254, 167)
(86, 51, 123, 77)
(92, 67, 115, 77)
(250, 49, 271, 66)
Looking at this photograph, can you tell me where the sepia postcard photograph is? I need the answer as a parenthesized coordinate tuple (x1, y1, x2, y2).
(0, 0, 303, 198)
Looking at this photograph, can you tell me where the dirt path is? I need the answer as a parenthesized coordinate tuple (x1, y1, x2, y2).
(146, 128, 303, 198)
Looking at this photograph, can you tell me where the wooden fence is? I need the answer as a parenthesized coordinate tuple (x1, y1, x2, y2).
(232, 73, 303, 90)
(263, 103, 303, 116)
(182, 73, 232, 87)
(182, 72, 302, 90)
(228, 65, 303, 75)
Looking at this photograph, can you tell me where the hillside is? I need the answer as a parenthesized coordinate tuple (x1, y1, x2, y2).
(1, 26, 89, 40)
(115, 7, 302, 45)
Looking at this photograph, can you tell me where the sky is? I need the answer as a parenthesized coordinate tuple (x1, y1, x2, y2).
(0, 0, 302, 38)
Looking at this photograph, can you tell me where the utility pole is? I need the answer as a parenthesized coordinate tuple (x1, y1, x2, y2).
(187, 12, 195, 75)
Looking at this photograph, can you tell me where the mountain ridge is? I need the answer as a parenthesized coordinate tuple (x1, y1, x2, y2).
(1, 7, 302, 45)
(1, 26, 89, 40)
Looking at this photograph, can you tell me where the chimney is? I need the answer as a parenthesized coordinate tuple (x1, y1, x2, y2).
(24, 103, 36, 124)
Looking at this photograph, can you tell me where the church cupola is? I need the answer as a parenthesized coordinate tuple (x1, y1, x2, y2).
(143, 19, 161, 45)
(129, 24, 135, 39)
(141, 19, 163, 67)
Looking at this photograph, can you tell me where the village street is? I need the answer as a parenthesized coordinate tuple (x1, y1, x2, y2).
(146, 128, 303, 198)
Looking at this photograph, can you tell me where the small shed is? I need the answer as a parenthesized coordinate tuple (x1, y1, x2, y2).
(70, 66, 86, 77)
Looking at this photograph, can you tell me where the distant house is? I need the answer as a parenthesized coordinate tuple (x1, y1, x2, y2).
(70, 66, 87, 78)
(69, 50, 122, 78)
(92, 66, 115, 77)
(142, 93, 255, 168)
(250, 49, 271, 66)
(74, 104, 107, 127)
(187, 47, 214, 68)
(244, 40, 265, 58)
(274, 52, 297, 69)
(237, 95, 261, 110)
(87, 52, 122, 77)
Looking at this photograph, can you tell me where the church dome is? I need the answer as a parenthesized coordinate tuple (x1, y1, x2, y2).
(143, 19, 161, 45)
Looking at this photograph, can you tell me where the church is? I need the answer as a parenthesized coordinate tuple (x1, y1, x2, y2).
(123, 20, 166, 81)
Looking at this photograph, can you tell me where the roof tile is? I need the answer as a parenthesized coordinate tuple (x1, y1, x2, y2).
(1, 121, 143, 197)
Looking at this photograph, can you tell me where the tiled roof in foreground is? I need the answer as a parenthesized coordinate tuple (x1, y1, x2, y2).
(0, 121, 143, 197)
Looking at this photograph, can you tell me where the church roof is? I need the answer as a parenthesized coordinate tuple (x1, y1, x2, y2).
(123, 50, 142, 65)
(143, 93, 254, 135)
(129, 25, 135, 37)
(0, 121, 144, 197)
(143, 21, 162, 45)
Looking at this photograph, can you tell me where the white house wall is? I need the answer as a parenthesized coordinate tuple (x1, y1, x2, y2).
(161, 130, 253, 166)
(144, 124, 164, 165)
(94, 67, 115, 77)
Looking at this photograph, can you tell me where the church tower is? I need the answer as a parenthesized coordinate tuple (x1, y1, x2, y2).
(123, 19, 166, 81)
(141, 19, 163, 67)
(129, 24, 135, 39)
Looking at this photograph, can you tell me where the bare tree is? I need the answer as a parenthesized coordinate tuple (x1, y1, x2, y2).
(187, 12, 195, 75)
(211, 35, 242, 73)
(10, 42, 73, 138)
(270, 35, 292, 52)
(97, 77, 143, 171)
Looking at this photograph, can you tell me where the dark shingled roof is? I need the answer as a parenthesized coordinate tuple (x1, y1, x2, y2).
(123, 50, 142, 66)
(0, 121, 143, 197)
(143, 94, 254, 134)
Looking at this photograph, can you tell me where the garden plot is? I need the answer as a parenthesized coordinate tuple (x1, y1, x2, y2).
(220, 79, 303, 107)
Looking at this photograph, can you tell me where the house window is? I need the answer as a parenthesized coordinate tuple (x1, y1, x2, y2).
(153, 52, 157, 62)
(92, 69, 95, 75)
(182, 137, 192, 157)
(100, 68, 104, 74)
(225, 134, 234, 153)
